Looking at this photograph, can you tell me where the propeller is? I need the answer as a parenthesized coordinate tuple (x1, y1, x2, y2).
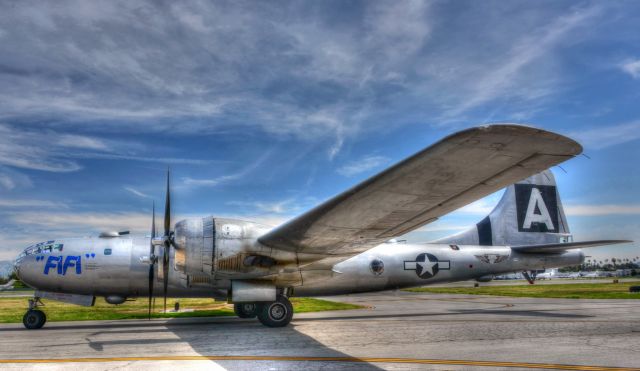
(147, 169, 176, 316)
(147, 202, 156, 319)
(162, 169, 173, 314)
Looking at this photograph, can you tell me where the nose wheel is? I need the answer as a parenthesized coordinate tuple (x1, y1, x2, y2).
(257, 294, 293, 327)
(23, 297, 46, 329)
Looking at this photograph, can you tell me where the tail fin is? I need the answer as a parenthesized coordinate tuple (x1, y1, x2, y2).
(433, 169, 571, 246)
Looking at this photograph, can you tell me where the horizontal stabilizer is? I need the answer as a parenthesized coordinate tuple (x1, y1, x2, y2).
(512, 240, 632, 254)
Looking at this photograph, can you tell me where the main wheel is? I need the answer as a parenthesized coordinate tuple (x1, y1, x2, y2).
(23, 310, 46, 329)
(234, 303, 258, 318)
(257, 295, 293, 328)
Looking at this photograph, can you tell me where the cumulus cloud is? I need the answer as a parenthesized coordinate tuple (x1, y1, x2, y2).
(337, 155, 390, 176)
(620, 59, 640, 79)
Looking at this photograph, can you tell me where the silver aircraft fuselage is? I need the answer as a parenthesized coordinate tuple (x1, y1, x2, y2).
(14, 231, 584, 300)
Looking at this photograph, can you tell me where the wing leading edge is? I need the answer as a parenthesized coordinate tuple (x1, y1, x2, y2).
(259, 124, 583, 258)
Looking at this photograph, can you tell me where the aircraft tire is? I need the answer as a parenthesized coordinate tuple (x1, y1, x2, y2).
(257, 295, 293, 327)
(234, 303, 258, 318)
(23, 310, 46, 329)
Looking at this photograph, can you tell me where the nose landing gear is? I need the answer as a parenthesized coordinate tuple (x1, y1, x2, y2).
(23, 297, 46, 329)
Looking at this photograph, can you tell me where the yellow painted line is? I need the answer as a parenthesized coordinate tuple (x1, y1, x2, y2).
(0, 356, 637, 370)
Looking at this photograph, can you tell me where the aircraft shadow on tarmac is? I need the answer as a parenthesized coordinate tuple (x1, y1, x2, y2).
(24, 317, 384, 370)
(292, 308, 593, 322)
(449, 309, 592, 318)
(5, 307, 592, 370)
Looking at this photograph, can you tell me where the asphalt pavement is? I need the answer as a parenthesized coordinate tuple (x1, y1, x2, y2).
(0, 290, 639, 370)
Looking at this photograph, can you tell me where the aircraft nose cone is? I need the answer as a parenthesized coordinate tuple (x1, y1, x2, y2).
(12, 251, 37, 287)
(12, 256, 24, 281)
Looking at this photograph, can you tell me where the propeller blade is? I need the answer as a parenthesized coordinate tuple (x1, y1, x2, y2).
(164, 169, 171, 237)
(148, 202, 156, 320)
(148, 263, 154, 319)
(163, 169, 171, 314)
(163, 243, 169, 314)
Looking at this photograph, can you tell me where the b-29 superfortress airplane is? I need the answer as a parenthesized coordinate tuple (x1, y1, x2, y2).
(13, 124, 629, 329)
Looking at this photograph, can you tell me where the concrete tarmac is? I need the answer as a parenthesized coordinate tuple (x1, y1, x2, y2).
(1, 291, 639, 370)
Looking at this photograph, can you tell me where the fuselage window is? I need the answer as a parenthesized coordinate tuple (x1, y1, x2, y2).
(104, 248, 112, 255)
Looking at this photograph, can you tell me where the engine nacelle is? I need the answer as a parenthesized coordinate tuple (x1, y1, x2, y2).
(105, 295, 127, 304)
(475, 274, 495, 282)
(171, 217, 274, 283)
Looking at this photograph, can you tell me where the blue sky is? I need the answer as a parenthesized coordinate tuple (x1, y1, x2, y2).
(0, 1, 639, 261)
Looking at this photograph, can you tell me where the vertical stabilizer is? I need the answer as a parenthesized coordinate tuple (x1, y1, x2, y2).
(433, 170, 570, 246)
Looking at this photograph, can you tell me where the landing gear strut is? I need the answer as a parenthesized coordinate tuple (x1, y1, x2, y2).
(23, 297, 46, 330)
(257, 294, 293, 328)
(522, 270, 536, 285)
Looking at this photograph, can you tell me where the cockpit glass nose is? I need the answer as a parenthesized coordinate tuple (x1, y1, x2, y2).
(18, 241, 64, 258)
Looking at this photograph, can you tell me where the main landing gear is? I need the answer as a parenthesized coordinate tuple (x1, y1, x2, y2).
(23, 297, 46, 330)
(234, 294, 294, 328)
(233, 303, 258, 318)
(522, 270, 537, 284)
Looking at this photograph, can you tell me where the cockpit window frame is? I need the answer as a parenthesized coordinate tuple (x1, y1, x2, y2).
(21, 241, 63, 256)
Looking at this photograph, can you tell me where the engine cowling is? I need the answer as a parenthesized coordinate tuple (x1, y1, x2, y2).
(475, 274, 495, 282)
(171, 217, 274, 283)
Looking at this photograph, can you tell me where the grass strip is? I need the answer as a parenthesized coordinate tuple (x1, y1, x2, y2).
(405, 281, 640, 299)
(0, 296, 362, 323)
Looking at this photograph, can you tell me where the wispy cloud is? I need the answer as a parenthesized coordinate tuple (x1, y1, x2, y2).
(414, 223, 470, 233)
(71, 152, 211, 165)
(0, 2, 613, 159)
(0, 1, 434, 157)
(565, 204, 640, 216)
(454, 198, 499, 215)
(182, 151, 271, 187)
(227, 199, 302, 215)
(0, 167, 32, 191)
(337, 155, 390, 177)
(0, 199, 67, 208)
(0, 209, 287, 260)
(0, 124, 208, 177)
(0, 124, 85, 172)
(620, 59, 640, 79)
(9, 211, 154, 232)
(57, 134, 108, 150)
(124, 186, 151, 199)
(441, 5, 602, 119)
(570, 121, 640, 149)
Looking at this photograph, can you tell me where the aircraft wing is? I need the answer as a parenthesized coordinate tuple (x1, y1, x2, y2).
(512, 240, 632, 254)
(259, 124, 582, 258)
